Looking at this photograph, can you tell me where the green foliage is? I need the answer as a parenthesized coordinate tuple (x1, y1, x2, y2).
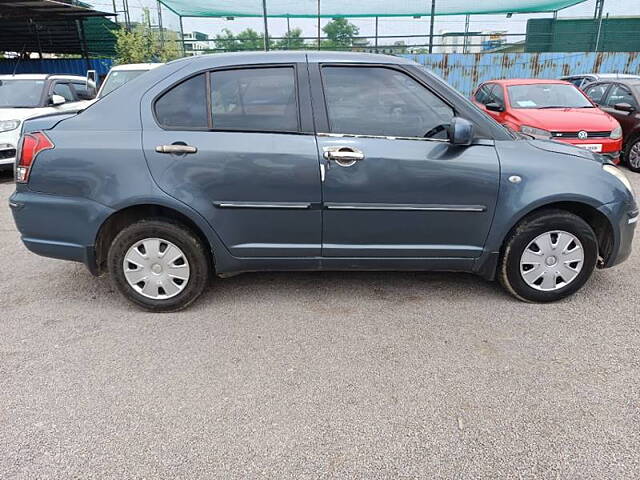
(215, 28, 268, 52)
(114, 8, 181, 64)
(322, 18, 360, 49)
(273, 28, 306, 50)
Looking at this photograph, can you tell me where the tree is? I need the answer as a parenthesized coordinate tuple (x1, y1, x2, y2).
(273, 28, 306, 50)
(114, 8, 181, 64)
(322, 18, 360, 50)
(215, 28, 269, 52)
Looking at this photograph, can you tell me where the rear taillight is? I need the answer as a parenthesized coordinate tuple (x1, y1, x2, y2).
(16, 131, 54, 183)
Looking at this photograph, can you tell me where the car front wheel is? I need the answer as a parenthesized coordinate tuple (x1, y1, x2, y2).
(107, 219, 210, 312)
(499, 210, 598, 303)
(624, 136, 640, 173)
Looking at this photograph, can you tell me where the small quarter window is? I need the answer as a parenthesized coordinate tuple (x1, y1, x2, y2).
(155, 74, 208, 129)
(210, 67, 298, 132)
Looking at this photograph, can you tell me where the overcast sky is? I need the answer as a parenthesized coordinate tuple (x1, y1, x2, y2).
(93, 0, 638, 44)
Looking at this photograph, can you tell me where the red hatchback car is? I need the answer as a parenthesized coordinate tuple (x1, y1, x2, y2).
(472, 79, 623, 163)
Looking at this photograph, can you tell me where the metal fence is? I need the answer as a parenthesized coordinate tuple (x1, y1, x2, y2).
(403, 51, 640, 97)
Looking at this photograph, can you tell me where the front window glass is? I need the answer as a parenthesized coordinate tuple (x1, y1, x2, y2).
(322, 66, 454, 138)
(507, 83, 593, 109)
(210, 67, 298, 132)
(53, 83, 75, 102)
(604, 85, 637, 108)
(0, 79, 45, 107)
(99, 70, 147, 97)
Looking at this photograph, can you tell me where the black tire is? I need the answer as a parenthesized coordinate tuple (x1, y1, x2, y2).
(499, 209, 598, 303)
(107, 219, 210, 312)
(623, 135, 640, 173)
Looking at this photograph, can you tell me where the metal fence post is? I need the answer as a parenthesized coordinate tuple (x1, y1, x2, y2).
(428, 0, 436, 53)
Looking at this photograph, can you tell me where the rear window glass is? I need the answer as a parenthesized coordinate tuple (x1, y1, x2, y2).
(210, 67, 298, 132)
(155, 74, 208, 128)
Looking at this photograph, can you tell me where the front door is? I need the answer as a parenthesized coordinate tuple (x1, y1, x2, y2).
(314, 65, 500, 258)
(599, 83, 640, 138)
(142, 64, 322, 257)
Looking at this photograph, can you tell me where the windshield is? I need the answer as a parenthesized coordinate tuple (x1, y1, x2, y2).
(99, 70, 147, 97)
(507, 83, 594, 109)
(0, 79, 45, 108)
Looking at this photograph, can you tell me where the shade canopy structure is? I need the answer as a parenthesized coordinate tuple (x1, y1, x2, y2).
(0, 0, 116, 56)
(159, 0, 588, 18)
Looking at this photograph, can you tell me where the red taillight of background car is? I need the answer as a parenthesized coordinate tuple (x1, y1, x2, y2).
(16, 132, 54, 183)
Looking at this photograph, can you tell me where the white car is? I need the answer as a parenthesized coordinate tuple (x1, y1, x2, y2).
(96, 63, 163, 99)
(0, 74, 94, 170)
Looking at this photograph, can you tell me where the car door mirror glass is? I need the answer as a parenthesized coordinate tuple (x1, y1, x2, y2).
(614, 102, 635, 113)
(50, 94, 66, 106)
(486, 102, 504, 112)
(447, 117, 474, 146)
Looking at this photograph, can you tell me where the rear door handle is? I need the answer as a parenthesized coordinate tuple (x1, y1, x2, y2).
(155, 144, 198, 154)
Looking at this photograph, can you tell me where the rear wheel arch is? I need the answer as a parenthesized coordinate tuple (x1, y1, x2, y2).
(501, 201, 614, 266)
(94, 204, 214, 276)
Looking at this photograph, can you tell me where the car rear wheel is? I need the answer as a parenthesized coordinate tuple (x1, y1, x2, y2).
(499, 210, 598, 303)
(107, 219, 210, 312)
(624, 136, 640, 173)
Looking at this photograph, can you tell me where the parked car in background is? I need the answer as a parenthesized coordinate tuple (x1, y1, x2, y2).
(0, 74, 94, 170)
(9, 52, 637, 311)
(583, 78, 640, 172)
(561, 73, 640, 90)
(473, 79, 623, 163)
(96, 63, 163, 98)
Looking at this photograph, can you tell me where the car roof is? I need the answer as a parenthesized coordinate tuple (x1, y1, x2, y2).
(486, 78, 571, 86)
(165, 50, 415, 69)
(109, 63, 164, 71)
(0, 73, 87, 81)
(589, 78, 640, 88)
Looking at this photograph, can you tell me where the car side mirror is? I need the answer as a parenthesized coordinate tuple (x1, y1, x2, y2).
(50, 94, 66, 106)
(614, 102, 635, 113)
(486, 102, 504, 112)
(447, 117, 474, 146)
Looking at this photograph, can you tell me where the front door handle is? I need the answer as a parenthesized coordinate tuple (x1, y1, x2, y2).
(323, 146, 364, 167)
(155, 144, 198, 155)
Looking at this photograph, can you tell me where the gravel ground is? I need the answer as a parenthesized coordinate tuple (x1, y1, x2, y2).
(0, 169, 639, 479)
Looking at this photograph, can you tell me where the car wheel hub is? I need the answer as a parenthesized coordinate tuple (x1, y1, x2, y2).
(630, 141, 640, 169)
(520, 230, 584, 292)
(123, 237, 190, 300)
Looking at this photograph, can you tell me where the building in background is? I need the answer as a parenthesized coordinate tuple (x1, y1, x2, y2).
(436, 30, 507, 53)
(183, 31, 210, 55)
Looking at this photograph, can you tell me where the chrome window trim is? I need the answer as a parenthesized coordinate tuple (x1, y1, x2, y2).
(317, 132, 450, 143)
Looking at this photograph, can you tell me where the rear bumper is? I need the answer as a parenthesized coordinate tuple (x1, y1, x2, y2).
(9, 189, 113, 275)
(598, 200, 637, 268)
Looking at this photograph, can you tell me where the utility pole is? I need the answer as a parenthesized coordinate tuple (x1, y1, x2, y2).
(593, 0, 605, 52)
(286, 17, 291, 49)
(262, 0, 269, 51)
(428, 0, 436, 53)
(375, 16, 379, 52)
(463, 14, 470, 53)
(317, 0, 321, 50)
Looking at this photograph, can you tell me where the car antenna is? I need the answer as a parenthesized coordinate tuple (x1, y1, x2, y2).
(12, 44, 27, 76)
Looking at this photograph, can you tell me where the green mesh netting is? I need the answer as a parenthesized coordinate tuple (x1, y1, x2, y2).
(159, 0, 587, 18)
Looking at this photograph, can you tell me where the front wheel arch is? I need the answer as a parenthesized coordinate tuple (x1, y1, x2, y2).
(500, 201, 614, 268)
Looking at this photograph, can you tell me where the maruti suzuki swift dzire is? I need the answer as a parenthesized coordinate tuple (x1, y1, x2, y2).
(9, 52, 638, 311)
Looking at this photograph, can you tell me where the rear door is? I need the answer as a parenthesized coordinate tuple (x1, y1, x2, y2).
(312, 64, 500, 258)
(141, 62, 322, 257)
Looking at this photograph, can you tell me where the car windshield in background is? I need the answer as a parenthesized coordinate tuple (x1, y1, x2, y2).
(0, 79, 45, 107)
(507, 83, 594, 109)
(99, 70, 147, 97)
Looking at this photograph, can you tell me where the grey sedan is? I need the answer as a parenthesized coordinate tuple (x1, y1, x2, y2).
(10, 52, 638, 311)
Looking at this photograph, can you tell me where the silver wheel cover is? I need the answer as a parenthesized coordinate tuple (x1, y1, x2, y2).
(123, 237, 190, 300)
(629, 140, 640, 170)
(520, 230, 584, 292)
